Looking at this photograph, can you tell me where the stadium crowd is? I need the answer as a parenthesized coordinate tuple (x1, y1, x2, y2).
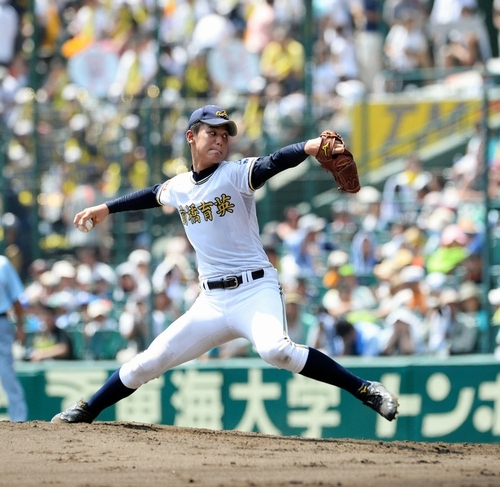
(1, 0, 500, 361)
(13, 144, 500, 362)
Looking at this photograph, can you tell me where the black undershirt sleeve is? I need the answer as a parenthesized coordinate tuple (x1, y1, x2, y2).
(105, 185, 162, 214)
(250, 141, 308, 189)
(106, 142, 308, 211)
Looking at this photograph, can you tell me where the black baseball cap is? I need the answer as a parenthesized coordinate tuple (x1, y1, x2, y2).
(188, 105, 238, 136)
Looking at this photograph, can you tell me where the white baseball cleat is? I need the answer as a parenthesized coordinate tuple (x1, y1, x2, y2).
(51, 400, 95, 424)
(357, 381, 399, 421)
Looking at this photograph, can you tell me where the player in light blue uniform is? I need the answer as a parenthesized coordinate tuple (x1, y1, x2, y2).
(0, 255, 28, 421)
(52, 105, 398, 425)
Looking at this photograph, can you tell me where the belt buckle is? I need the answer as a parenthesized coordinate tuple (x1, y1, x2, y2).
(223, 276, 239, 289)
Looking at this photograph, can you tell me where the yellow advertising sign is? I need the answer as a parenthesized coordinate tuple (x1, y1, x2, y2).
(351, 98, 484, 171)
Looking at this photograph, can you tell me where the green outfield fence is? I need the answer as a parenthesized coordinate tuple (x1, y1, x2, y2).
(4, 356, 500, 443)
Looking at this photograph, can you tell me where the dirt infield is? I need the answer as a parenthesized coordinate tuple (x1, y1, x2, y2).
(0, 421, 499, 487)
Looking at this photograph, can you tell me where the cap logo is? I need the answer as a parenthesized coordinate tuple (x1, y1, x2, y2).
(215, 110, 229, 120)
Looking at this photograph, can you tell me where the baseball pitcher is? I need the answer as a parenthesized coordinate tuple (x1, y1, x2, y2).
(52, 105, 397, 425)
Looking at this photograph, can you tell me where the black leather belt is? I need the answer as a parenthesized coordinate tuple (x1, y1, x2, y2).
(206, 269, 265, 290)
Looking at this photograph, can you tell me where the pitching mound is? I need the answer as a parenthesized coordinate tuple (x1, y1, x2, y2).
(1, 421, 498, 486)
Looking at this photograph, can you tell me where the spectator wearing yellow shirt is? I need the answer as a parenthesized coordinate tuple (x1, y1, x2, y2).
(259, 25, 304, 94)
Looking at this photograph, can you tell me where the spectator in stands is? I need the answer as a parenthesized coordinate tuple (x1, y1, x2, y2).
(397, 265, 427, 317)
(281, 213, 327, 280)
(244, 0, 276, 55)
(451, 121, 485, 201)
(23, 259, 49, 305)
(383, 12, 431, 90)
(327, 25, 360, 84)
(488, 287, 500, 358)
(113, 262, 146, 305)
(383, 0, 428, 29)
(430, 0, 491, 68)
(127, 249, 152, 300)
(423, 285, 454, 356)
(380, 156, 426, 228)
(276, 206, 301, 242)
(0, 0, 19, 67)
(308, 314, 382, 357)
(84, 298, 116, 338)
(354, 186, 384, 232)
(494, 0, 500, 56)
(333, 318, 382, 356)
(426, 223, 469, 275)
(152, 286, 176, 338)
(449, 280, 484, 354)
(189, 3, 235, 58)
(326, 199, 358, 247)
(352, 0, 384, 91)
(25, 302, 74, 361)
(0, 212, 26, 276)
(207, 27, 260, 96)
(83, 298, 125, 361)
(259, 25, 305, 94)
(349, 231, 379, 282)
(118, 299, 149, 356)
(151, 238, 197, 316)
(284, 291, 317, 345)
(380, 306, 424, 355)
(75, 247, 115, 288)
(312, 40, 340, 107)
(322, 268, 377, 322)
(322, 249, 350, 291)
(110, 32, 159, 98)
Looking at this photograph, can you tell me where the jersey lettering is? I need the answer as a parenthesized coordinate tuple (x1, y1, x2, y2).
(198, 201, 215, 221)
(187, 203, 202, 224)
(179, 206, 188, 226)
(178, 193, 234, 226)
(214, 194, 235, 217)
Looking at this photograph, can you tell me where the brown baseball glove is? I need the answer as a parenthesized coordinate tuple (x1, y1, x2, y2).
(315, 130, 360, 193)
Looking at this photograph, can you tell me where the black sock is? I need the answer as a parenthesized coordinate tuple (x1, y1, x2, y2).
(87, 369, 136, 418)
(299, 347, 367, 397)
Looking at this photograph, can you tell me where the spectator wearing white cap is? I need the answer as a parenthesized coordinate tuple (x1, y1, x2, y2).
(322, 249, 349, 290)
(84, 298, 117, 338)
(380, 306, 425, 356)
(398, 265, 427, 317)
(113, 262, 145, 304)
(125, 249, 151, 301)
(426, 223, 469, 275)
(355, 186, 383, 232)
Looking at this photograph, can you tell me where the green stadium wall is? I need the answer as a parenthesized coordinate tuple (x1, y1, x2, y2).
(3, 356, 499, 443)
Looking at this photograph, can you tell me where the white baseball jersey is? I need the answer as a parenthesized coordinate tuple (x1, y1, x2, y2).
(156, 158, 273, 280)
(119, 158, 310, 390)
